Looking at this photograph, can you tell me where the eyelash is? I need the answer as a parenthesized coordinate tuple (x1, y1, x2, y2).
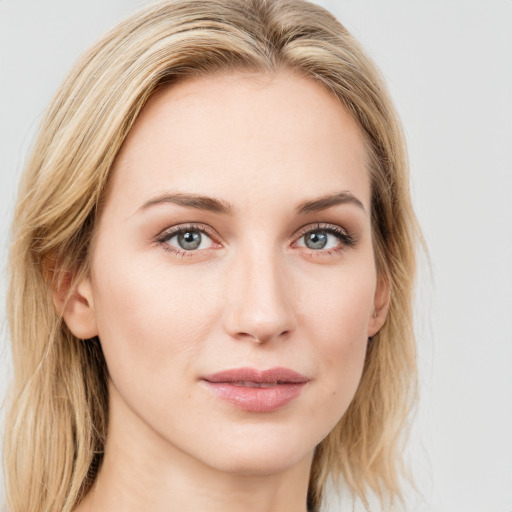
(293, 223, 356, 254)
(155, 222, 356, 257)
(156, 223, 220, 257)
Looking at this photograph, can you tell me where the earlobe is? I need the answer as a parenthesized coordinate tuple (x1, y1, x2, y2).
(53, 276, 99, 340)
(368, 277, 390, 338)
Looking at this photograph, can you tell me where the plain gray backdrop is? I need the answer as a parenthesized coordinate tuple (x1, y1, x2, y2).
(1, 1, 511, 510)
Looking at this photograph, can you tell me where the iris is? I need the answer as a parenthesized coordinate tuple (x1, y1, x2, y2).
(178, 231, 202, 250)
(304, 231, 328, 250)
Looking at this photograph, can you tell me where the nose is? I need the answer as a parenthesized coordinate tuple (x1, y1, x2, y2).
(222, 245, 296, 344)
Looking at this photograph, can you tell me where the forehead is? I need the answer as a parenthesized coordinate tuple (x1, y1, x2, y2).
(108, 70, 370, 212)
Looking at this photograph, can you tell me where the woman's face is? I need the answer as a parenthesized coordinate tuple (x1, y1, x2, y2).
(70, 71, 387, 476)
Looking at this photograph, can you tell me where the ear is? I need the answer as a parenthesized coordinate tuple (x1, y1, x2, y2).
(368, 276, 390, 338)
(52, 273, 99, 340)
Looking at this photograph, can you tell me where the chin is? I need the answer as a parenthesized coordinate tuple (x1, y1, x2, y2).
(194, 424, 318, 476)
(207, 447, 310, 477)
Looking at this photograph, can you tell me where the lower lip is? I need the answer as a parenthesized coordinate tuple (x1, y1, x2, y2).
(203, 382, 307, 412)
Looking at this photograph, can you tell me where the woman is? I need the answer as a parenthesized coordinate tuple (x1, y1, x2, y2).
(3, 0, 420, 511)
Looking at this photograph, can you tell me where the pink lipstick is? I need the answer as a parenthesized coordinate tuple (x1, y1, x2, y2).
(201, 367, 308, 412)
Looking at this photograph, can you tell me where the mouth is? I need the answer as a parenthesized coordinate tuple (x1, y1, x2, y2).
(225, 381, 283, 388)
(201, 367, 309, 412)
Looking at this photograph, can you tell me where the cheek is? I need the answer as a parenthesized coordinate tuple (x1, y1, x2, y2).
(299, 265, 375, 423)
(301, 261, 376, 346)
(90, 251, 221, 393)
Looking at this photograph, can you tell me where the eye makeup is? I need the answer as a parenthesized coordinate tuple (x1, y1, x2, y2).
(154, 220, 357, 259)
(293, 223, 356, 250)
(155, 223, 221, 257)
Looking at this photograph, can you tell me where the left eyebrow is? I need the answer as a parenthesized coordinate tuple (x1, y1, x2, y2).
(296, 191, 366, 215)
(138, 192, 235, 215)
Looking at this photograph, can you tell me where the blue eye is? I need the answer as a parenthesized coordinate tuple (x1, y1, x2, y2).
(296, 225, 355, 251)
(177, 230, 202, 250)
(303, 231, 329, 250)
(161, 227, 215, 252)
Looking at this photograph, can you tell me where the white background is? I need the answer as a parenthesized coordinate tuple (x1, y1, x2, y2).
(0, 1, 511, 511)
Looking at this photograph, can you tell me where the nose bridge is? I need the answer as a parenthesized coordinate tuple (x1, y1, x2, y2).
(223, 239, 295, 343)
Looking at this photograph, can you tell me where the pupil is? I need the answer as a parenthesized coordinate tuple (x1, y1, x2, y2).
(305, 231, 327, 250)
(178, 231, 201, 250)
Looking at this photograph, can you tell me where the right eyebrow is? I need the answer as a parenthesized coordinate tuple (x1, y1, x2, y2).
(138, 192, 235, 215)
(296, 191, 366, 215)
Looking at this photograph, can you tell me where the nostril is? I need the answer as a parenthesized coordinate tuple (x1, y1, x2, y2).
(234, 328, 291, 345)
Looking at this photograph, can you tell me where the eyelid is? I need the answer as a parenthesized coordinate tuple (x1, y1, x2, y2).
(156, 223, 222, 254)
(155, 221, 356, 258)
(292, 223, 356, 250)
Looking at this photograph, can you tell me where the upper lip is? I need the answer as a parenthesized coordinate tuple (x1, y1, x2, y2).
(202, 367, 309, 384)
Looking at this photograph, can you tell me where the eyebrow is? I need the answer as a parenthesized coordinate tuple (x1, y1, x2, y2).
(139, 192, 234, 215)
(138, 190, 365, 216)
(296, 191, 366, 214)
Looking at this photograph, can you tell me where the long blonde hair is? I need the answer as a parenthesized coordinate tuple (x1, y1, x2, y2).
(3, 1, 420, 511)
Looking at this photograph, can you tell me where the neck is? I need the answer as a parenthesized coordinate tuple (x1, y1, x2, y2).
(75, 383, 313, 512)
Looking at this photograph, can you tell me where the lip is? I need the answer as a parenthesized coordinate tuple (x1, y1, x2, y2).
(201, 367, 309, 413)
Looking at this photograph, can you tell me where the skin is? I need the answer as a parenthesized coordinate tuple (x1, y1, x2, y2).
(65, 71, 388, 512)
